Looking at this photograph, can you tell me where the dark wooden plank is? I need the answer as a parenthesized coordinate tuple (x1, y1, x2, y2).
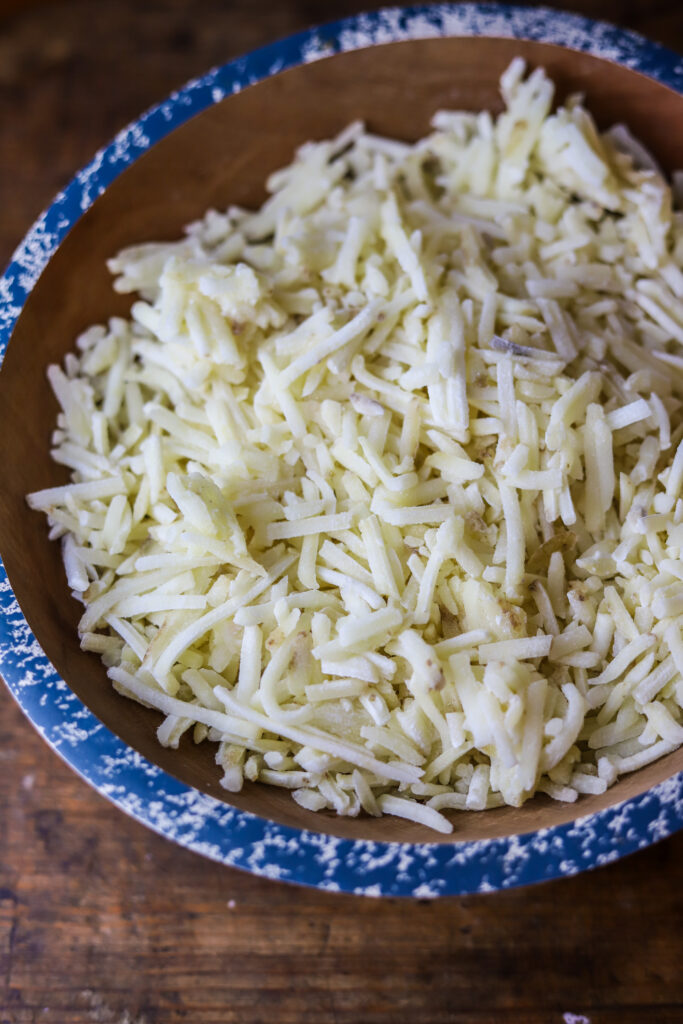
(1, 2, 683, 1022)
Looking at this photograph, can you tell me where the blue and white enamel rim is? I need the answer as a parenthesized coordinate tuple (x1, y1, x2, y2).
(1, 4, 682, 897)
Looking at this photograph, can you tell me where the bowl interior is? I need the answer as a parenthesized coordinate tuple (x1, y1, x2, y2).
(1, 35, 682, 844)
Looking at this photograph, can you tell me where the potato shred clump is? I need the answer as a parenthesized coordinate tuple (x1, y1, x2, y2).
(28, 61, 683, 832)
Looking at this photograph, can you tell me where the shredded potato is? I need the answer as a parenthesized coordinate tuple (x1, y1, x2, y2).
(28, 60, 683, 832)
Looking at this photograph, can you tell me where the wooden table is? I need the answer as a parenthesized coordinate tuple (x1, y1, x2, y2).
(1, 1, 682, 1021)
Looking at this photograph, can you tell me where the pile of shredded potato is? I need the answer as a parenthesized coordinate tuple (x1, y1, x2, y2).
(28, 60, 683, 833)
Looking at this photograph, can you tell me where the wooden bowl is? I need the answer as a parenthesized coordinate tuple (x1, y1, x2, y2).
(1, 25, 682, 853)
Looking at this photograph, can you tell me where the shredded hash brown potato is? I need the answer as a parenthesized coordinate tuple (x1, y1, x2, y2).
(28, 60, 683, 832)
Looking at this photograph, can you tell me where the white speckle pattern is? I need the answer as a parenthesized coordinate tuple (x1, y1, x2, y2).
(76, 149, 107, 211)
(12, 214, 59, 293)
(0, 276, 21, 333)
(0, 3, 681, 897)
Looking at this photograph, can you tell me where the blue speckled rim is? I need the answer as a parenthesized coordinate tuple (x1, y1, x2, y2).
(1, 4, 682, 897)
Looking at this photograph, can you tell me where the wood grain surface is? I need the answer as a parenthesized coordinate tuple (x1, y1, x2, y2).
(1, 2, 682, 1022)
